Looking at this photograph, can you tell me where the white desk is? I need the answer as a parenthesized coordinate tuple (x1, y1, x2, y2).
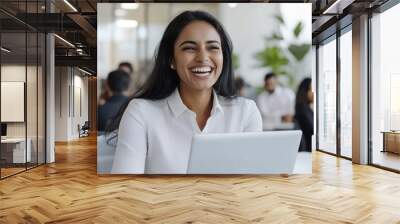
(1, 138, 31, 163)
(293, 152, 312, 174)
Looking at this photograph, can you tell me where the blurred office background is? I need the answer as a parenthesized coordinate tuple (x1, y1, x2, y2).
(97, 3, 312, 131)
(96, 3, 313, 174)
(98, 3, 311, 88)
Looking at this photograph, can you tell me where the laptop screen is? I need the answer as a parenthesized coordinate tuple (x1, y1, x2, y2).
(1, 123, 7, 137)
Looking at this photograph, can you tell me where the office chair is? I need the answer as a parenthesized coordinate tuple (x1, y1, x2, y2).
(78, 121, 90, 138)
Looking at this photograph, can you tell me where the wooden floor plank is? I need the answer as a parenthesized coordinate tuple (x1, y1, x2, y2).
(0, 135, 400, 223)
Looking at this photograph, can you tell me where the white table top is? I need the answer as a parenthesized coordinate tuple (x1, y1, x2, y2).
(293, 152, 312, 174)
(1, 138, 28, 143)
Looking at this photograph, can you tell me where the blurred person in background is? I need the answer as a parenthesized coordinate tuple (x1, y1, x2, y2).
(294, 78, 313, 152)
(118, 62, 134, 76)
(234, 76, 245, 97)
(234, 75, 258, 100)
(99, 62, 135, 106)
(119, 61, 137, 95)
(256, 72, 295, 130)
(98, 79, 111, 106)
(98, 70, 131, 133)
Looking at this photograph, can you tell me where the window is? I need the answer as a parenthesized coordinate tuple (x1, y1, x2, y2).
(317, 37, 337, 154)
(370, 3, 400, 171)
(339, 29, 352, 158)
(0, 2, 46, 179)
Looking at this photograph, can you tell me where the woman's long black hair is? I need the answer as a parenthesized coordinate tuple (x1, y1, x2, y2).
(295, 78, 312, 108)
(106, 10, 235, 133)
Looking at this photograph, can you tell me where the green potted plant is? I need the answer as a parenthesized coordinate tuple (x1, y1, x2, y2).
(255, 15, 311, 89)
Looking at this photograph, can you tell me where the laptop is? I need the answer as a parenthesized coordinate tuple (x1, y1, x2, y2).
(187, 130, 302, 174)
(1, 123, 7, 140)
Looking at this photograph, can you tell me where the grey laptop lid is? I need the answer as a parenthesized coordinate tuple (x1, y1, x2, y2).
(187, 131, 302, 174)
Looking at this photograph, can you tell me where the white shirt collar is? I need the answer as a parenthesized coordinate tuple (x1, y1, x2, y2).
(167, 88, 224, 118)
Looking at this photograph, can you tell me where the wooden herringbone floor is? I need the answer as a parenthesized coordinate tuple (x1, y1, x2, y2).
(1, 135, 400, 224)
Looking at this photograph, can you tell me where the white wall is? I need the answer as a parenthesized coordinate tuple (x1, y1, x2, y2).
(1, 65, 33, 137)
(280, 4, 312, 84)
(1, 64, 47, 163)
(218, 4, 281, 86)
(55, 67, 89, 141)
(55, 67, 69, 141)
(71, 74, 89, 138)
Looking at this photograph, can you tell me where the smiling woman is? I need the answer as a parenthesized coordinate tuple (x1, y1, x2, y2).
(108, 11, 262, 174)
